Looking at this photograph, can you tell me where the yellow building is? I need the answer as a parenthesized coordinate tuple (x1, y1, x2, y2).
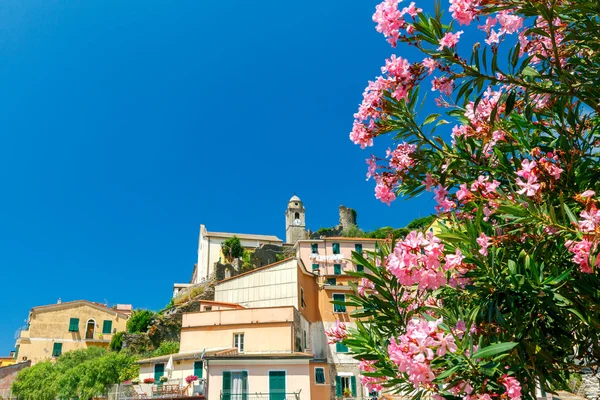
(14, 300, 130, 365)
(0, 356, 16, 367)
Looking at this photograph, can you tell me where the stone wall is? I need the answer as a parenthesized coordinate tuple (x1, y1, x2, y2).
(338, 206, 357, 231)
(0, 361, 31, 398)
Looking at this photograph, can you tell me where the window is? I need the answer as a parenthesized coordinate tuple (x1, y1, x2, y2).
(294, 212, 300, 219)
(102, 320, 112, 335)
(205, 306, 212, 311)
(68, 318, 79, 332)
(332, 243, 340, 255)
(336, 342, 349, 353)
(193, 361, 203, 378)
(312, 263, 319, 272)
(301, 287, 306, 308)
(269, 371, 286, 399)
(315, 367, 326, 384)
(333, 294, 346, 313)
(311, 243, 318, 254)
(327, 278, 337, 285)
(334, 264, 342, 275)
(52, 342, 62, 357)
(154, 363, 165, 381)
(355, 243, 363, 253)
(234, 333, 245, 353)
(336, 376, 357, 397)
(356, 264, 364, 272)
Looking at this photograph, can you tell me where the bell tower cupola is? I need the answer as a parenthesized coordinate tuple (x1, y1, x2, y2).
(285, 195, 306, 244)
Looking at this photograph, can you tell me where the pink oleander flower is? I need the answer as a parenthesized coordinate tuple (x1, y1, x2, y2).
(565, 239, 598, 274)
(516, 159, 537, 179)
(478, 17, 497, 34)
(497, 10, 523, 35)
(325, 320, 348, 344)
(485, 29, 500, 45)
(444, 248, 464, 270)
(476, 233, 490, 256)
(358, 278, 376, 297)
(387, 142, 416, 172)
(423, 173, 436, 191)
(375, 182, 397, 205)
(359, 359, 384, 392)
(432, 76, 453, 95)
(438, 31, 464, 50)
(449, 0, 480, 25)
(434, 185, 455, 213)
(516, 175, 540, 197)
(373, 0, 405, 47)
(581, 190, 596, 198)
(422, 57, 437, 74)
(402, 2, 422, 17)
(578, 206, 600, 233)
(366, 157, 377, 181)
(501, 375, 523, 400)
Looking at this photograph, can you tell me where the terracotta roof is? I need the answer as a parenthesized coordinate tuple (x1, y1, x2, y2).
(31, 300, 130, 318)
(206, 231, 282, 242)
(216, 258, 296, 284)
(198, 300, 245, 309)
(136, 348, 235, 364)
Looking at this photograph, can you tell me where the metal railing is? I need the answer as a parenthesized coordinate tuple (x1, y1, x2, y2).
(107, 379, 206, 399)
(220, 392, 301, 400)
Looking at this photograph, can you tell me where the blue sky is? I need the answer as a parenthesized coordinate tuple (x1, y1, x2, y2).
(0, 0, 436, 353)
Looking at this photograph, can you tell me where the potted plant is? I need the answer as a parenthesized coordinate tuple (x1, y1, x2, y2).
(342, 388, 353, 398)
(159, 376, 168, 384)
(185, 375, 199, 384)
(132, 378, 140, 385)
(143, 378, 155, 384)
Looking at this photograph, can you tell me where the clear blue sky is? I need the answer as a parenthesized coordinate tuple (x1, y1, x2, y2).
(0, 0, 435, 353)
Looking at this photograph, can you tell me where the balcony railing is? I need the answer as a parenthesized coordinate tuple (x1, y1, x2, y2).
(220, 393, 301, 400)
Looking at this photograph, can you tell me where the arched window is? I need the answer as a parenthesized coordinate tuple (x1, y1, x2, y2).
(294, 212, 300, 219)
(85, 319, 96, 340)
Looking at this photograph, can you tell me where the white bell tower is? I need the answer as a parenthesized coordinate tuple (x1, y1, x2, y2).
(285, 195, 306, 244)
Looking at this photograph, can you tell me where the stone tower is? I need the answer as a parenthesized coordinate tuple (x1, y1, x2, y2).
(285, 195, 306, 244)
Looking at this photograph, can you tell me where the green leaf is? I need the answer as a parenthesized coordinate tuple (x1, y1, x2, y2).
(521, 66, 540, 77)
(472, 342, 519, 359)
(423, 113, 441, 125)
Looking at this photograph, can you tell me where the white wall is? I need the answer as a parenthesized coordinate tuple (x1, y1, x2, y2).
(214, 259, 299, 309)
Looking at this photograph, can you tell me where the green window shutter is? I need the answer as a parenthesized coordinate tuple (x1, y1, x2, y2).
(355, 244, 363, 253)
(334, 264, 341, 275)
(351, 375, 357, 397)
(193, 361, 203, 378)
(312, 263, 319, 272)
(52, 342, 62, 357)
(336, 342, 349, 353)
(356, 264, 364, 272)
(68, 318, 79, 332)
(269, 371, 286, 399)
(332, 243, 340, 254)
(311, 243, 318, 253)
(335, 376, 342, 397)
(315, 368, 325, 384)
(102, 320, 112, 334)
(14, 345, 19, 360)
(242, 371, 248, 400)
(327, 278, 336, 285)
(333, 294, 346, 313)
(222, 371, 231, 400)
(154, 363, 165, 381)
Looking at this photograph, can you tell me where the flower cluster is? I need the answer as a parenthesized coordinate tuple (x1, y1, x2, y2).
(325, 320, 348, 344)
(185, 375, 199, 384)
(387, 318, 457, 388)
(358, 277, 376, 297)
(567, 198, 600, 273)
(359, 359, 384, 392)
(386, 231, 450, 290)
(373, 0, 422, 47)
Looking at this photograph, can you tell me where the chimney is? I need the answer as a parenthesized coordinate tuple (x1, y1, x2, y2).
(57, 298, 62, 304)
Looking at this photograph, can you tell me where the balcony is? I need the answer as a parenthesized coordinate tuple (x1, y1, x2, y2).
(113, 379, 206, 399)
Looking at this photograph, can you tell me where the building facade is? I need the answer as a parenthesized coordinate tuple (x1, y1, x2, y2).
(14, 300, 129, 365)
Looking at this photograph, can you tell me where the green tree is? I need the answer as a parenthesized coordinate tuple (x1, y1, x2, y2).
(110, 331, 124, 352)
(152, 341, 180, 357)
(12, 347, 136, 400)
(126, 309, 155, 334)
(221, 236, 244, 261)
